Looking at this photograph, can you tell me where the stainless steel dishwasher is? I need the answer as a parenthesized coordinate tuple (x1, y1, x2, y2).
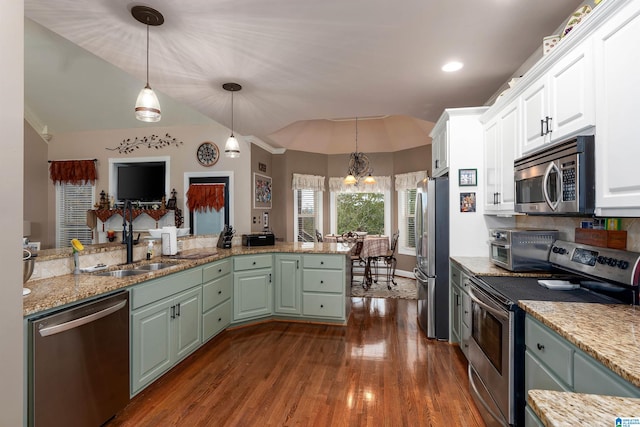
(29, 290, 130, 427)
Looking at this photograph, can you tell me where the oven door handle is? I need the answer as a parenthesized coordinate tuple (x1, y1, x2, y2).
(489, 242, 510, 250)
(468, 288, 509, 322)
(542, 161, 560, 211)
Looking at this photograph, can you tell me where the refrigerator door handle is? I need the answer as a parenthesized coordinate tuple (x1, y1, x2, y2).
(413, 267, 430, 282)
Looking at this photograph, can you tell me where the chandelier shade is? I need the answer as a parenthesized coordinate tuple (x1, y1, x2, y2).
(223, 83, 242, 158)
(344, 117, 375, 185)
(132, 6, 164, 123)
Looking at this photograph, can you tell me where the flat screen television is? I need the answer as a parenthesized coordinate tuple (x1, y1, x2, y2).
(116, 162, 166, 202)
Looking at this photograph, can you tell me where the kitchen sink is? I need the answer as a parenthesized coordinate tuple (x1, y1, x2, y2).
(94, 269, 148, 278)
(134, 262, 176, 271)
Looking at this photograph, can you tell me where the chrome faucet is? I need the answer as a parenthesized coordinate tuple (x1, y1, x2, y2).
(122, 200, 134, 264)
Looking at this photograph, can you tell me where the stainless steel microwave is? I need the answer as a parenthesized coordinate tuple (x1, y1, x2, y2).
(514, 136, 595, 215)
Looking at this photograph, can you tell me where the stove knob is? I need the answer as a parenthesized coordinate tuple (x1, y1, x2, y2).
(608, 258, 617, 267)
(597, 256, 606, 264)
(618, 260, 629, 269)
(558, 247, 567, 255)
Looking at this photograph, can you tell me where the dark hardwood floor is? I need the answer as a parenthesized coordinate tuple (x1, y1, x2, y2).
(108, 298, 486, 426)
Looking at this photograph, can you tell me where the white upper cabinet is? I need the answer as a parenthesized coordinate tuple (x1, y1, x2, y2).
(593, 0, 640, 215)
(521, 41, 595, 156)
(431, 121, 450, 177)
(484, 100, 520, 214)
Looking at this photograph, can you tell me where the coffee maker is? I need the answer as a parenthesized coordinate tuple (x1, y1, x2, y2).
(217, 225, 235, 249)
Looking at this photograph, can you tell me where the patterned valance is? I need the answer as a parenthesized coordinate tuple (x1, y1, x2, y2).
(49, 160, 97, 185)
(186, 184, 225, 212)
(395, 170, 428, 191)
(292, 173, 325, 191)
(329, 176, 391, 193)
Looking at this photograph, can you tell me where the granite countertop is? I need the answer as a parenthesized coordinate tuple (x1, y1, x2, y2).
(450, 256, 553, 278)
(520, 300, 640, 388)
(528, 390, 640, 426)
(23, 242, 351, 317)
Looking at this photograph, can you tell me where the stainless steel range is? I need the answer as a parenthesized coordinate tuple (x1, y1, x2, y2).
(467, 240, 640, 426)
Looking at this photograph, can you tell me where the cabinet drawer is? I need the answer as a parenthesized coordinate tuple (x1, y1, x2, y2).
(202, 299, 231, 342)
(461, 272, 471, 292)
(303, 270, 344, 293)
(234, 254, 272, 271)
(203, 259, 232, 282)
(132, 268, 203, 310)
(574, 351, 640, 398)
(450, 265, 461, 287)
(525, 317, 573, 386)
(302, 293, 343, 318)
(303, 254, 343, 270)
(202, 274, 232, 312)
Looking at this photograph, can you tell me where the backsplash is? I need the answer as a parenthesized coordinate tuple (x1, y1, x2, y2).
(516, 216, 640, 252)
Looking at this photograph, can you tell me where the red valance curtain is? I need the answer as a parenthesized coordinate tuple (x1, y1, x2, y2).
(186, 184, 225, 212)
(49, 160, 97, 185)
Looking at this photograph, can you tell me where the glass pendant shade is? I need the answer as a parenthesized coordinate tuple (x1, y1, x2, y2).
(344, 174, 357, 185)
(225, 134, 240, 158)
(135, 84, 161, 122)
(363, 174, 376, 185)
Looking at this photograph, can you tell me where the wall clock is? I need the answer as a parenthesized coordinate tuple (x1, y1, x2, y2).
(196, 142, 219, 167)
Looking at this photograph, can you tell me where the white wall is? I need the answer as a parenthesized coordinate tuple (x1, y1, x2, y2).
(45, 123, 252, 242)
(0, 1, 25, 425)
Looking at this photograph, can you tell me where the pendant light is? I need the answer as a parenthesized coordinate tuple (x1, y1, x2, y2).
(344, 117, 375, 185)
(132, 6, 164, 123)
(223, 83, 242, 158)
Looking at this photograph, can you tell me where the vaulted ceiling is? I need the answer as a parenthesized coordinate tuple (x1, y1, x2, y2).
(24, 0, 584, 154)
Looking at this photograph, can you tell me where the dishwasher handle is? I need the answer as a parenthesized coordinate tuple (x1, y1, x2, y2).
(38, 299, 127, 337)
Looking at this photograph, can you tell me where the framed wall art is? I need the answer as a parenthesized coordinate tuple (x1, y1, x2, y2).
(459, 168, 477, 186)
(253, 173, 272, 209)
(460, 192, 476, 213)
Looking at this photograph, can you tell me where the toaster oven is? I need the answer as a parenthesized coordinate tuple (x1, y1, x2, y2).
(489, 229, 559, 271)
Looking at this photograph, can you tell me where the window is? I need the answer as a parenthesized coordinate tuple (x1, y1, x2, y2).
(395, 171, 427, 256)
(56, 183, 95, 248)
(329, 176, 392, 237)
(398, 188, 417, 255)
(294, 189, 322, 242)
(292, 174, 325, 242)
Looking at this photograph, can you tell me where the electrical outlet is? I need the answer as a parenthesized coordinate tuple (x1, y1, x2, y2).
(253, 216, 257, 224)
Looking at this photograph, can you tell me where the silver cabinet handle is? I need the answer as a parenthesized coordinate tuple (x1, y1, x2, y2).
(39, 300, 127, 337)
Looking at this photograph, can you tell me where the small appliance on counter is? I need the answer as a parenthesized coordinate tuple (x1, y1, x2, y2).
(489, 228, 559, 271)
(242, 232, 275, 247)
(217, 225, 235, 249)
(161, 226, 178, 255)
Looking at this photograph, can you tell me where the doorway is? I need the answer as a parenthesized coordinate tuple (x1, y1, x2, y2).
(184, 172, 234, 235)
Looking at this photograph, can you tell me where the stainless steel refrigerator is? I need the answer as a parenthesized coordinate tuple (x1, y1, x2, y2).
(414, 177, 449, 340)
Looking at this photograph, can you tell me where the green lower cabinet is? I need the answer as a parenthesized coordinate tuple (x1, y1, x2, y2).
(274, 254, 302, 316)
(131, 286, 202, 395)
(233, 268, 273, 321)
(524, 315, 640, 426)
(301, 254, 346, 320)
(202, 266, 232, 343)
(450, 284, 461, 343)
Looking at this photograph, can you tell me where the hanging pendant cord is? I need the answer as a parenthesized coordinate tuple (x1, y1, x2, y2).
(355, 117, 358, 153)
(230, 91, 235, 136)
(145, 23, 150, 85)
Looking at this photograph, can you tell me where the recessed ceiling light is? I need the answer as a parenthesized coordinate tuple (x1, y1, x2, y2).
(442, 61, 463, 72)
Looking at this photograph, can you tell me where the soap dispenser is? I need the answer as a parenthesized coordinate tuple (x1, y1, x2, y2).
(147, 241, 154, 260)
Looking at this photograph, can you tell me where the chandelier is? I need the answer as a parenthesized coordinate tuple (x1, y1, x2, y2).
(344, 117, 376, 185)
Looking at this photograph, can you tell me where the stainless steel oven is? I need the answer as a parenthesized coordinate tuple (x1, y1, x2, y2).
(514, 136, 594, 215)
(468, 279, 514, 427)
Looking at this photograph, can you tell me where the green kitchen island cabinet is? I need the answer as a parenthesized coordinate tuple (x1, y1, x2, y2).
(233, 254, 274, 322)
(302, 254, 348, 320)
(274, 254, 302, 316)
(130, 268, 203, 395)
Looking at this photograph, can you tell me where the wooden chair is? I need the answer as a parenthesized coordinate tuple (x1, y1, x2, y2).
(378, 230, 399, 290)
(342, 231, 365, 286)
(315, 229, 323, 242)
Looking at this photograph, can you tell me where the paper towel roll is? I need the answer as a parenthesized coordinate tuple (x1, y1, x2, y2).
(161, 226, 178, 255)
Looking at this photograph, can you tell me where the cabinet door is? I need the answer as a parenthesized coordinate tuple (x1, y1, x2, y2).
(275, 255, 301, 315)
(594, 1, 640, 215)
(233, 268, 273, 321)
(483, 118, 499, 211)
(573, 351, 640, 398)
(548, 41, 594, 142)
(451, 284, 461, 343)
(131, 298, 174, 394)
(432, 124, 449, 177)
(173, 287, 202, 362)
(521, 77, 550, 155)
(497, 101, 518, 210)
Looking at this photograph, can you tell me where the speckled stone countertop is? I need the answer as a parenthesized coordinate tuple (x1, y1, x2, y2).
(528, 390, 640, 426)
(520, 300, 640, 388)
(23, 242, 351, 317)
(450, 256, 554, 278)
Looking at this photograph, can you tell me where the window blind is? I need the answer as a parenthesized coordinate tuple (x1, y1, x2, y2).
(56, 183, 94, 248)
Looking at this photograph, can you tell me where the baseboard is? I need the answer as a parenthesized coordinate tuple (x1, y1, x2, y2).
(351, 265, 414, 279)
(394, 269, 414, 279)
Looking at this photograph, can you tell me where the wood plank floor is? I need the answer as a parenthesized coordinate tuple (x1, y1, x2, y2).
(108, 298, 486, 426)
